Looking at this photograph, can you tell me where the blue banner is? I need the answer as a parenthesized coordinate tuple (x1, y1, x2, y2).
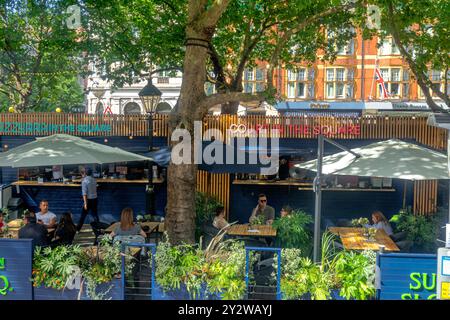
(0, 239, 33, 300)
(377, 253, 437, 300)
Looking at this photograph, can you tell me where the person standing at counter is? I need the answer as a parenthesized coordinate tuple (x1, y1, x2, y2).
(77, 168, 99, 231)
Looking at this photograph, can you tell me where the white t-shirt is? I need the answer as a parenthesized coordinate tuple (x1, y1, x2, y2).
(36, 211, 57, 226)
(373, 221, 393, 236)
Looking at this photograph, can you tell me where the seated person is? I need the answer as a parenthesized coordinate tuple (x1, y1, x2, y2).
(52, 212, 77, 246)
(280, 205, 293, 218)
(249, 194, 275, 225)
(36, 199, 57, 229)
(19, 212, 49, 248)
(110, 208, 147, 238)
(369, 211, 393, 236)
(0, 211, 5, 232)
(212, 206, 229, 230)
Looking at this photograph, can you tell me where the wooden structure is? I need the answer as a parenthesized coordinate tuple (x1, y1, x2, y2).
(328, 227, 400, 252)
(227, 224, 277, 237)
(0, 113, 446, 216)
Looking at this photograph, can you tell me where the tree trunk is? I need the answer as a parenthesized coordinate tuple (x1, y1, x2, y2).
(165, 26, 211, 245)
(221, 101, 240, 114)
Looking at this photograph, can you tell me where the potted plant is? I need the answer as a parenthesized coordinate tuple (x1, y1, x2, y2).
(274, 232, 376, 300)
(272, 209, 312, 253)
(153, 231, 257, 300)
(389, 208, 443, 253)
(351, 217, 370, 237)
(249, 215, 266, 228)
(33, 238, 133, 300)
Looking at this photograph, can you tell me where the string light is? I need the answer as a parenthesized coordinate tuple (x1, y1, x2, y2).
(104, 138, 108, 143)
(3, 145, 9, 150)
(55, 107, 62, 113)
(8, 106, 15, 113)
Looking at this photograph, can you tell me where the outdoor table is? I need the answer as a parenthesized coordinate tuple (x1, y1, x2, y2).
(226, 224, 277, 237)
(328, 227, 400, 252)
(105, 221, 164, 235)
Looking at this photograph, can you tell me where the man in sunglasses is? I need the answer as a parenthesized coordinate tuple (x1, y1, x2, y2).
(249, 194, 275, 225)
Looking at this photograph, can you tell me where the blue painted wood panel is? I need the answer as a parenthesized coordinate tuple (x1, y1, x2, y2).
(0, 239, 33, 300)
(377, 253, 437, 300)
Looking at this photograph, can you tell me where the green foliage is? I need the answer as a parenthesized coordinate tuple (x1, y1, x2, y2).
(33, 236, 133, 299)
(272, 209, 312, 253)
(390, 209, 441, 252)
(351, 217, 370, 227)
(154, 236, 250, 300)
(249, 214, 266, 227)
(195, 192, 223, 240)
(333, 250, 376, 300)
(33, 245, 83, 290)
(0, 0, 86, 112)
(275, 232, 376, 300)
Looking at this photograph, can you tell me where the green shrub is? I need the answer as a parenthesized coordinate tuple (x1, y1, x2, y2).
(272, 210, 312, 253)
(195, 192, 223, 240)
(390, 209, 442, 252)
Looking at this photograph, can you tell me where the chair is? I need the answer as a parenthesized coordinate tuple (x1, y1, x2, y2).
(395, 240, 413, 252)
(390, 231, 408, 242)
(202, 222, 220, 249)
(90, 221, 111, 245)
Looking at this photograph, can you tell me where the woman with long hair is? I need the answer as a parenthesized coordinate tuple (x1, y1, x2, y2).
(371, 210, 393, 236)
(110, 207, 146, 238)
(53, 212, 77, 245)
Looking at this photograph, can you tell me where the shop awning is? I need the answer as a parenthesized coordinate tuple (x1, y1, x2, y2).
(296, 139, 449, 180)
(0, 134, 152, 167)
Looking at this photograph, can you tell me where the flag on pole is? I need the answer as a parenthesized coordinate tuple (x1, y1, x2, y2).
(375, 67, 390, 99)
(103, 105, 113, 115)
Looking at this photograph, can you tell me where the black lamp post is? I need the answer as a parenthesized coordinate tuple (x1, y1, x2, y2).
(139, 78, 162, 215)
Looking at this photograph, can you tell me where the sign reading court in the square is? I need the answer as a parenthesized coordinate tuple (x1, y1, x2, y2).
(0, 122, 112, 135)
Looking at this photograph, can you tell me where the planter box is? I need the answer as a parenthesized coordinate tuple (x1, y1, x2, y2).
(152, 283, 222, 300)
(33, 278, 122, 300)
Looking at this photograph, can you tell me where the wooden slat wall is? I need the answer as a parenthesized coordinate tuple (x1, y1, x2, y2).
(1, 113, 447, 215)
(413, 180, 438, 216)
(196, 170, 230, 218)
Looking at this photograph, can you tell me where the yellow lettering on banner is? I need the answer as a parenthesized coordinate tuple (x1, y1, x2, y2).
(442, 283, 450, 300)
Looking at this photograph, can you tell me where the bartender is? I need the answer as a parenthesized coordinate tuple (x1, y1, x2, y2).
(76, 168, 99, 231)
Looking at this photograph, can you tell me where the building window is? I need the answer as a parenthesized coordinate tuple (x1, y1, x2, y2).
(286, 68, 310, 99)
(325, 67, 354, 99)
(327, 28, 355, 56)
(419, 70, 450, 99)
(378, 68, 409, 99)
(95, 102, 104, 115)
(243, 67, 266, 93)
(379, 38, 400, 55)
(123, 102, 141, 115)
(157, 70, 170, 84)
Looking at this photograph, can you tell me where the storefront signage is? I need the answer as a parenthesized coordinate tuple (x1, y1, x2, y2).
(0, 239, 33, 300)
(249, 124, 361, 136)
(401, 272, 436, 300)
(310, 103, 331, 109)
(377, 253, 437, 300)
(0, 122, 112, 134)
(392, 103, 429, 110)
(0, 257, 14, 296)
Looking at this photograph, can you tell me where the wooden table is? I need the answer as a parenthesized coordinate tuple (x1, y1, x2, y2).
(105, 221, 164, 234)
(328, 227, 400, 252)
(227, 224, 277, 237)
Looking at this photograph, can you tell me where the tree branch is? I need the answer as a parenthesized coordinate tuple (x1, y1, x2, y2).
(197, 0, 232, 28)
(387, 2, 448, 111)
(198, 91, 266, 117)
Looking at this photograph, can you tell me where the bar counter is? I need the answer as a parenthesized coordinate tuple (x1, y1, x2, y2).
(12, 177, 165, 187)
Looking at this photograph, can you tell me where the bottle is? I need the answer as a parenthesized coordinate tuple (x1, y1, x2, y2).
(152, 166, 159, 179)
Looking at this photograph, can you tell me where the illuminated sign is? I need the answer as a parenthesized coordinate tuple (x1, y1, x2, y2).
(0, 122, 112, 134)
